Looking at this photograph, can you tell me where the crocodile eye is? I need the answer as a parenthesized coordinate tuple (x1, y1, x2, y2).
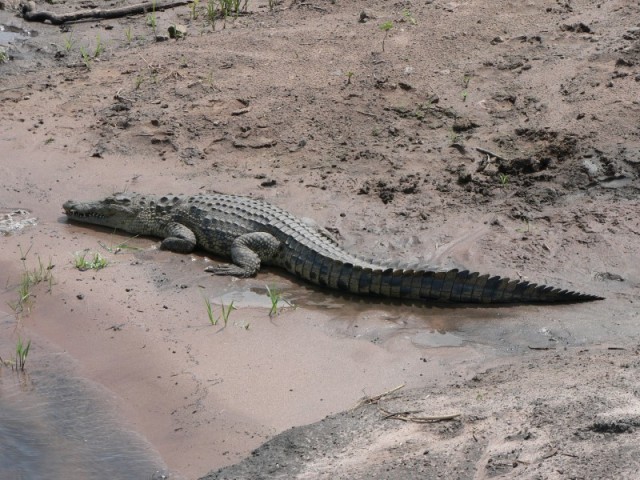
(113, 194, 131, 204)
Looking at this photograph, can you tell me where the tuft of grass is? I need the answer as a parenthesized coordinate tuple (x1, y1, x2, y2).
(63, 33, 75, 52)
(265, 285, 293, 317)
(204, 296, 236, 326)
(190, 0, 200, 19)
(73, 251, 108, 271)
(8, 249, 55, 315)
(206, 0, 217, 30)
(79, 46, 91, 69)
(15, 337, 31, 372)
(94, 34, 105, 58)
(379, 21, 393, 52)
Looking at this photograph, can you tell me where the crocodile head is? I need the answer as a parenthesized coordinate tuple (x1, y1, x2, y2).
(63, 192, 147, 231)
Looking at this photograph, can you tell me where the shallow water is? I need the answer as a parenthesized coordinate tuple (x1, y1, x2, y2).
(0, 346, 170, 480)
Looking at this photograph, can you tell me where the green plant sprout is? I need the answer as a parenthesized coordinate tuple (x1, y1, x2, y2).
(220, 300, 236, 326)
(462, 74, 471, 102)
(79, 46, 91, 69)
(15, 337, 31, 372)
(191, 0, 200, 19)
(449, 128, 463, 145)
(498, 172, 509, 186)
(265, 285, 293, 317)
(403, 9, 417, 25)
(346, 71, 354, 85)
(94, 34, 105, 57)
(204, 295, 217, 325)
(73, 251, 108, 271)
(379, 21, 393, 52)
(125, 26, 133, 43)
(147, 0, 157, 33)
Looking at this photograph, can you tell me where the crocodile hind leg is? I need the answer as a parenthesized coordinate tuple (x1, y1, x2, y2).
(205, 232, 281, 278)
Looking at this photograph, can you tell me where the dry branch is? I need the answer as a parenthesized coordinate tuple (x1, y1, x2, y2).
(352, 383, 405, 410)
(378, 407, 461, 423)
(21, 0, 193, 25)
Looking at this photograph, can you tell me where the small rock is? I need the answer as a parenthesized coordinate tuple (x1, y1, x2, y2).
(457, 166, 472, 185)
(231, 108, 250, 116)
(560, 22, 592, 33)
(155, 35, 170, 42)
(260, 179, 277, 187)
(233, 137, 276, 149)
(168, 24, 187, 39)
(77, 294, 84, 300)
(615, 58, 633, 67)
(358, 10, 372, 23)
(453, 117, 479, 132)
(595, 272, 624, 282)
(490, 36, 504, 45)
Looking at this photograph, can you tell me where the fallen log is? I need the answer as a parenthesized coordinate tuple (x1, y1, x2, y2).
(20, 0, 193, 25)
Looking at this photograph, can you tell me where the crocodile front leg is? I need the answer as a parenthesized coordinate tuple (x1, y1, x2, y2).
(160, 223, 197, 253)
(205, 232, 281, 277)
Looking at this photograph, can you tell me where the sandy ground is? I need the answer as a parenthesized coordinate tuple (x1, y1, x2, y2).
(1, 0, 640, 478)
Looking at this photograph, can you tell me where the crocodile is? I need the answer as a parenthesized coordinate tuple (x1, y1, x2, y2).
(62, 192, 603, 304)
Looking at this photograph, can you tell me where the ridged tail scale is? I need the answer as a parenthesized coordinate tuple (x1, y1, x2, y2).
(282, 239, 601, 304)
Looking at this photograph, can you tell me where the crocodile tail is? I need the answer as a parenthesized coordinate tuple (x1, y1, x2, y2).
(313, 258, 602, 303)
(407, 269, 604, 303)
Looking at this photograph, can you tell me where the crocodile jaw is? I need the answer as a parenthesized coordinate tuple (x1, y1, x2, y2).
(63, 194, 140, 230)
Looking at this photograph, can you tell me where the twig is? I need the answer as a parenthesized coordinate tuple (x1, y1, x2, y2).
(0, 85, 27, 93)
(137, 53, 155, 70)
(352, 383, 405, 410)
(355, 110, 377, 118)
(475, 146, 508, 162)
(296, 3, 327, 11)
(378, 407, 461, 423)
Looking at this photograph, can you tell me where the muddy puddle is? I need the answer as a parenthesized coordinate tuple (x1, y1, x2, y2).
(0, 332, 171, 479)
(0, 23, 36, 44)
